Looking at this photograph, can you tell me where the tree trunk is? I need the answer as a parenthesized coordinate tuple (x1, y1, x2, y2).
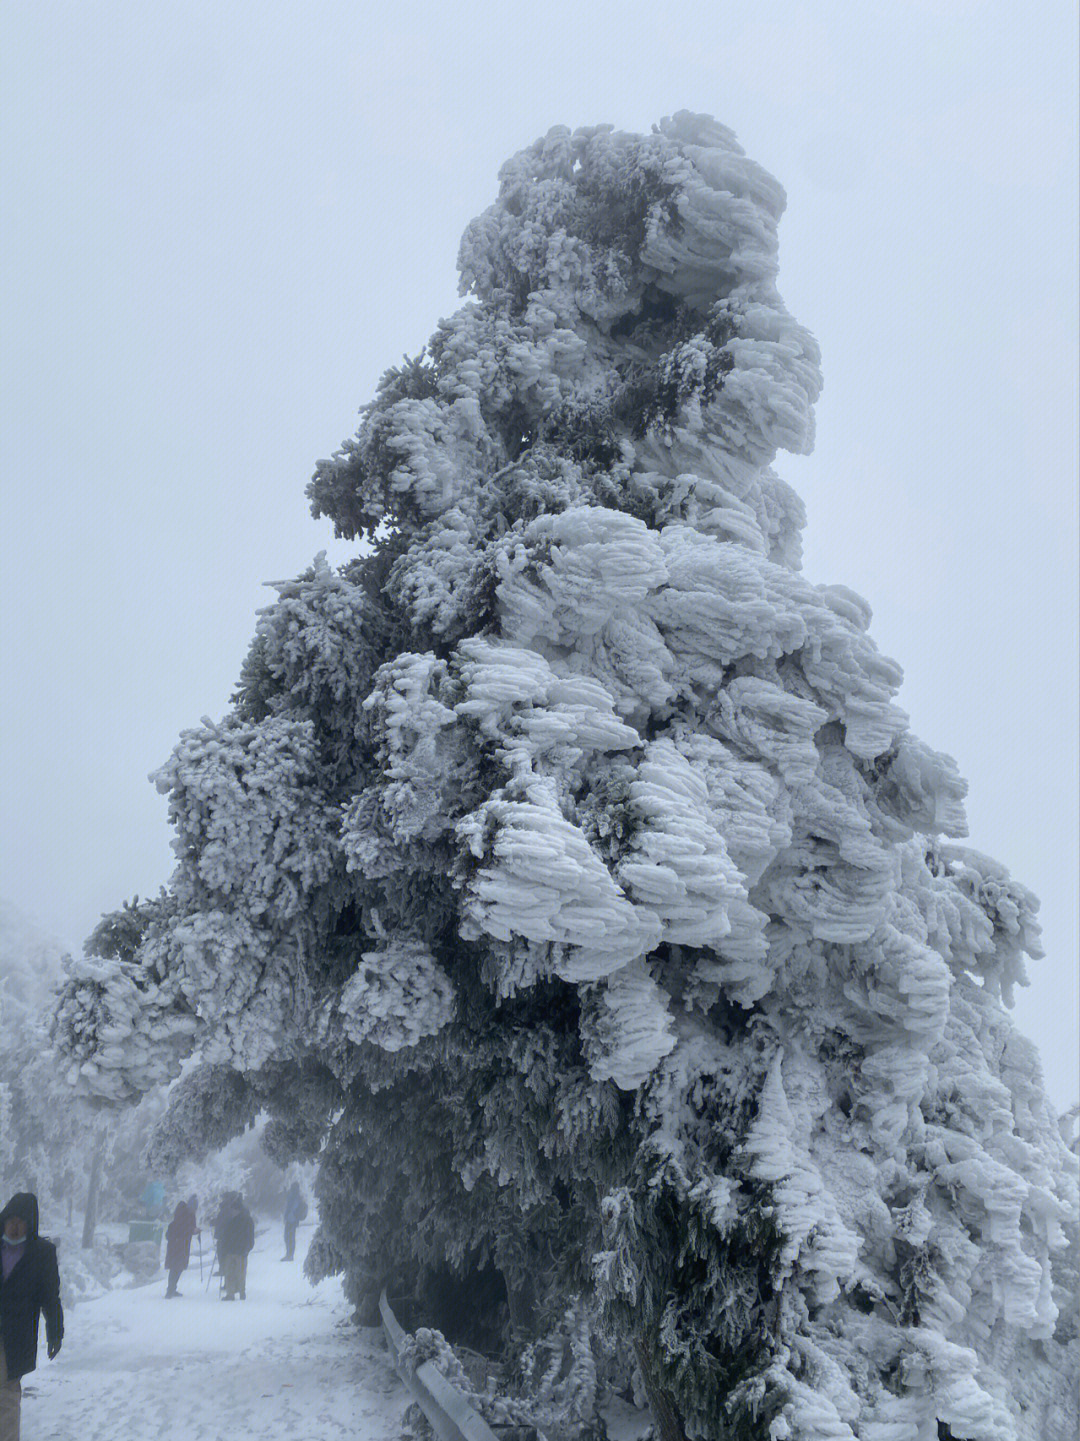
(633, 1338, 689, 1441)
(354, 1288, 382, 1327)
(505, 1267, 538, 1337)
(81, 1130, 107, 1249)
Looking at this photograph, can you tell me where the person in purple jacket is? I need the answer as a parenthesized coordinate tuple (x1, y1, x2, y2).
(164, 1200, 200, 1298)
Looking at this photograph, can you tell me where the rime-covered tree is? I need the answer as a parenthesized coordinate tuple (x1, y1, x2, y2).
(0, 902, 83, 1208)
(53, 116, 1077, 1440)
(0, 900, 171, 1243)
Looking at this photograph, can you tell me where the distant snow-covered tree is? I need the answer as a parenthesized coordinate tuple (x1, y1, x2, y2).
(0, 901, 82, 1209)
(52, 116, 1076, 1440)
(0, 900, 173, 1240)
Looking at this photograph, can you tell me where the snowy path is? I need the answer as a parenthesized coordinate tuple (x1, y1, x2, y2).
(24, 1227, 409, 1440)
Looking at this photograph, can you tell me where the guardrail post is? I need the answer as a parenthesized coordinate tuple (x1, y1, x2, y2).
(379, 1289, 501, 1441)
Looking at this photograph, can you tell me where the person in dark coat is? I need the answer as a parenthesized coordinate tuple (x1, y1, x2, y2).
(216, 1193, 255, 1301)
(0, 1193, 63, 1441)
(163, 1200, 200, 1298)
(282, 1183, 307, 1262)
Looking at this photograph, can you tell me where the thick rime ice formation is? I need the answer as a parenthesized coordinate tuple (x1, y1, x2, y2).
(53, 116, 1076, 1441)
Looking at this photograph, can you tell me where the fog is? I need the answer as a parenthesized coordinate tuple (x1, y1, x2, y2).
(2, 0, 1076, 1110)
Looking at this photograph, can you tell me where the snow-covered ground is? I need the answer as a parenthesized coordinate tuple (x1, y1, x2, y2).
(24, 1223, 409, 1440)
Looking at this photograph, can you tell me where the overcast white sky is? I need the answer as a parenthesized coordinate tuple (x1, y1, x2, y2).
(2, 1, 1076, 1107)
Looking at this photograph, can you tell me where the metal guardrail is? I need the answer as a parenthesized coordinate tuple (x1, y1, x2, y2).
(380, 1289, 500, 1441)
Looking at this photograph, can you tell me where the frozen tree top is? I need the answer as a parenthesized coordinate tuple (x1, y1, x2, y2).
(309, 112, 820, 572)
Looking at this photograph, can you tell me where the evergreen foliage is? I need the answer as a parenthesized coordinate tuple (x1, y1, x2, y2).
(52, 115, 1077, 1439)
(1, 901, 165, 1236)
(0, 903, 82, 1206)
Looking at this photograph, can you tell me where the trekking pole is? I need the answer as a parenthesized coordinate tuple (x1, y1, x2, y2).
(197, 1233, 203, 1283)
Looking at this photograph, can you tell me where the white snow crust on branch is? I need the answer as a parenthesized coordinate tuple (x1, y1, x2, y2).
(52, 112, 1077, 1441)
(52, 952, 199, 1102)
(458, 780, 661, 983)
(338, 937, 455, 1051)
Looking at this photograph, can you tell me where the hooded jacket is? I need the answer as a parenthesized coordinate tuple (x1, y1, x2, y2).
(165, 1201, 199, 1272)
(0, 1192, 63, 1380)
(217, 1197, 255, 1258)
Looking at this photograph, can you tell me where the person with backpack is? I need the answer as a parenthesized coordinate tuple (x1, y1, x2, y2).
(217, 1194, 254, 1301)
(163, 1199, 200, 1298)
(282, 1183, 307, 1262)
(0, 1193, 63, 1441)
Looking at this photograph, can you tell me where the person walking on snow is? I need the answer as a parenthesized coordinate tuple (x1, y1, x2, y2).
(0, 1193, 63, 1441)
(282, 1182, 307, 1262)
(216, 1194, 254, 1301)
(164, 1200, 200, 1298)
